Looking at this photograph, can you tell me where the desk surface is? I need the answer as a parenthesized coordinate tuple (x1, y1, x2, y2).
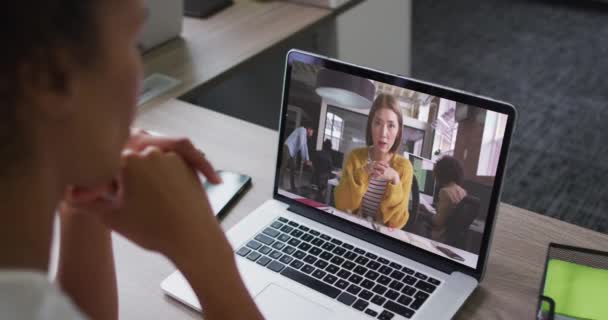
(117, 1, 608, 319)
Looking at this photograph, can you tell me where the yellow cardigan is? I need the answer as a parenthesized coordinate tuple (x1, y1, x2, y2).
(334, 147, 413, 229)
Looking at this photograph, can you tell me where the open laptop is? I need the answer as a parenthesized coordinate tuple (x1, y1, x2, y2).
(162, 49, 517, 319)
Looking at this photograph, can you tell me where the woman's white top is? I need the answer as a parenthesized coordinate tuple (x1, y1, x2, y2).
(0, 270, 86, 320)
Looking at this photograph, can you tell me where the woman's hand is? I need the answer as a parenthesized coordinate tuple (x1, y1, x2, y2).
(66, 146, 230, 261)
(63, 129, 221, 209)
(126, 129, 221, 184)
(86, 147, 226, 258)
(370, 162, 400, 185)
(364, 161, 379, 176)
(63, 129, 227, 256)
(60, 130, 263, 320)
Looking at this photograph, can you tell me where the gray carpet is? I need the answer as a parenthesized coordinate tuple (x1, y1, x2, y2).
(412, 0, 608, 233)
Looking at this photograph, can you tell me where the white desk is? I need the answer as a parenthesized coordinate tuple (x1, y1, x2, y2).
(279, 189, 478, 268)
(329, 209, 478, 268)
(326, 177, 340, 204)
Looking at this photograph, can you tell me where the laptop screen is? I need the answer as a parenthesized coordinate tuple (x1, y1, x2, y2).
(277, 54, 512, 269)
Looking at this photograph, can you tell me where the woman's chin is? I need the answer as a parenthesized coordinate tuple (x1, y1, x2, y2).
(375, 145, 389, 152)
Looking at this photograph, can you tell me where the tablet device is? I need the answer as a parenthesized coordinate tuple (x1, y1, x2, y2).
(204, 170, 251, 217)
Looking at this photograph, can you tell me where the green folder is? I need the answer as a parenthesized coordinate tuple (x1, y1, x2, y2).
(543, 259, 608, 320)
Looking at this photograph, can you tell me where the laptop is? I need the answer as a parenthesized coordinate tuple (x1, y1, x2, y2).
(138, 0, 183, 52)
(162, 49, 517, 319)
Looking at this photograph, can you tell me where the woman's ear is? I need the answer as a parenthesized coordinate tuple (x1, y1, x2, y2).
(19, 48, 78, 121)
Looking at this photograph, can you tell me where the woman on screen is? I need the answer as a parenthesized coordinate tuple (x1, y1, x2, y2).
(334, 94, 414, 229)
(427, 156, 468, 242)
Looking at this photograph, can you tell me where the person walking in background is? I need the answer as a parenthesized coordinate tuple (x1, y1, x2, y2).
(280, 124, 314, 191)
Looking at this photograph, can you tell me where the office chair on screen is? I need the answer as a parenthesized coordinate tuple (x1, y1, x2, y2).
(403, 175, 420, 233)
(445, 195, 480, 251)
(312, 150, 334, 202)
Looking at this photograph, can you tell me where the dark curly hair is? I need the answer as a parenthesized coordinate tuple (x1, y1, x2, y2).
(0, 1, 100, 167)
(433, 156, 464, 186)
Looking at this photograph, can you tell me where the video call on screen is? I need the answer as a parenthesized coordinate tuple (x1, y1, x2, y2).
(278, 61, 508, 267)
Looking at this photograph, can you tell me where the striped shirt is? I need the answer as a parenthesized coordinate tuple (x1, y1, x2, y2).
(360, 177, 388, 223)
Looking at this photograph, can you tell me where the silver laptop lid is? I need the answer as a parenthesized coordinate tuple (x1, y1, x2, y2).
(273, 50, 517, 280)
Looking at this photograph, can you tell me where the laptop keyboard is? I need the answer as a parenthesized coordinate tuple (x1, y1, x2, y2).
(235, 217, 442, 319)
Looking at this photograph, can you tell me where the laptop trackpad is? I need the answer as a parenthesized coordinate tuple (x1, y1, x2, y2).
(255, 284, 333, 320)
